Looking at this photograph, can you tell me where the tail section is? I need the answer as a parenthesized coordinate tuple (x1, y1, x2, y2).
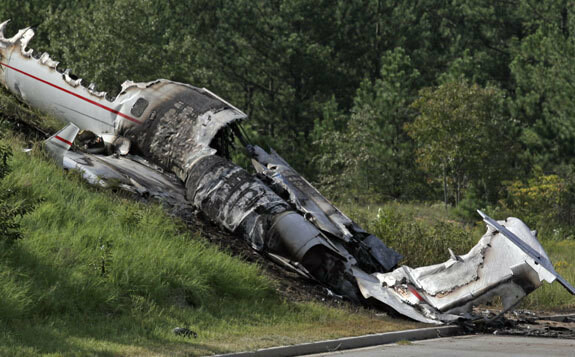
(44, 123, 79, 165)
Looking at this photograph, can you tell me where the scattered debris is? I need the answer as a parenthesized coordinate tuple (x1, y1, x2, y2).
(1, 20, 573, 324)
(467, 310, 575, 339)
(173, 327, 198, 338)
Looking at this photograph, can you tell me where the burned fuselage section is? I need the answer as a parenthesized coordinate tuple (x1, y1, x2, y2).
(1, 21, 573, 324)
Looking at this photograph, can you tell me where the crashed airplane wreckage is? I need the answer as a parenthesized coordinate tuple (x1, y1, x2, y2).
(1, 21, 573, 324)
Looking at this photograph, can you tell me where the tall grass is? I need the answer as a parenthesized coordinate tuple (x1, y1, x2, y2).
(340, 201, 478, 266)
(523, 239, 575, 310)
(1, 143, 273, 318)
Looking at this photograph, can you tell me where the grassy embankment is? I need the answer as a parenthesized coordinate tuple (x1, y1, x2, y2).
(0, 134, 419, 356)
(342, 201, 575, 311)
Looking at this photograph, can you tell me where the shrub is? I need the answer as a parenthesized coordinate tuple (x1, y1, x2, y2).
(0, 144, 24, 243)
(0, 142, 38, 244)
(368, 206, 476, 266)
(498, 168, 575, 240)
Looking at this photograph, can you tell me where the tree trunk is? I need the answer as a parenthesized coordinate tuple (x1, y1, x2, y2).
(443, 163, 448, 211)
(456, 174, 461, 206)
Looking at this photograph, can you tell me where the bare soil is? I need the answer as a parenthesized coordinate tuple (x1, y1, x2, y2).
(181, 209, 354, 308)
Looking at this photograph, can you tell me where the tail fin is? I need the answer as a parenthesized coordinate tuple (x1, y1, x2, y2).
(44, 123, 79, 165)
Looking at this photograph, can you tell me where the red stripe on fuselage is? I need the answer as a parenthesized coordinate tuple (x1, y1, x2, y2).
(0, 62, 141, 124)
(54, 135, 73, 146)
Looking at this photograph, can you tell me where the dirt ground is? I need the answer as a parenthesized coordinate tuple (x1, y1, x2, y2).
(180, 208, 354, 308)
(469, 309, 575, 338)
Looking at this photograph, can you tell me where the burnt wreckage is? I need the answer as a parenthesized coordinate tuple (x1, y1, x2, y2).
(1, 21, 573, 324)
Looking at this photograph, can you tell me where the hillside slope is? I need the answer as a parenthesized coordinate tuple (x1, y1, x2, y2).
(0, 117, 417, 356)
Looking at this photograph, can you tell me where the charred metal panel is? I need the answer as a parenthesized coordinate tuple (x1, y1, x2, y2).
(184, 154, 288, 250)
(250, 145, 402, 272)
(268, 211, 342, 261)
(121, 81, 246, 181)
(45, 124, 191, 208)
(250, 145, 356, 241)
(184, 154, 360, 300)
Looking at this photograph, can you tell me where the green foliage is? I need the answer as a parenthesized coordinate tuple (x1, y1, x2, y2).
(0, 143, 19, 242)
(313, 48, 428, 200)
(1, 149, 273, 316)
(368, 206, 476, 267)
(38, 0, 207, 97)
(504, 173, 562, 224)
(407, 81, 517, 206)
(497, 167, 575, 239)
(0, 0, 572, 207)
(510, 2, 575, 169)
(523, 239, 575, 310)
(2, 0, 570, 206)
(0, 89, 63, 134)
(0, 144, 35, 244)
(0, 140, 10, 180)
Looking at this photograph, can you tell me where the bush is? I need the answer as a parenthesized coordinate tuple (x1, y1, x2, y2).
(498, 168, 575, 240)
(0, 142, 38, 244)
(368, 206, 476, 266)
(0, 144, 24, 243)
(0, 142, 10, 180)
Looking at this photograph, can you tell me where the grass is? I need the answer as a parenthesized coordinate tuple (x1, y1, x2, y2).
(522, 239, 575, 311)
(0, 90, 63, 135)
(0, 135, 419, 356)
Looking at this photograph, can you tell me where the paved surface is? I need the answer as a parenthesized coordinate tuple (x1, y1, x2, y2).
(308, 335, 575, 357)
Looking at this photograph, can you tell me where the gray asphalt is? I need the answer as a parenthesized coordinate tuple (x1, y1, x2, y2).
(307, 335, 575, 357)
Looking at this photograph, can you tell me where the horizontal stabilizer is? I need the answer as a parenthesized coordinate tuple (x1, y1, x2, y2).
(44, 123, 80, 165)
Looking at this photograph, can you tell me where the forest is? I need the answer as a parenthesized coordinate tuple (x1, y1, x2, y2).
(1, 0, 575, 233)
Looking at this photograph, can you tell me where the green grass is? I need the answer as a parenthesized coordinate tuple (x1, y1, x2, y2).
(0, 136, 419, 356)
(0, 91, 63, 135)
(522, 239, 575, 311)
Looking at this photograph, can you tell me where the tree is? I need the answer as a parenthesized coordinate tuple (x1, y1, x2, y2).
(406, 81, 517, 207)
(313, 48, 426, 200)
(510, 0, 575, 170)
(40, 0, 206, 96)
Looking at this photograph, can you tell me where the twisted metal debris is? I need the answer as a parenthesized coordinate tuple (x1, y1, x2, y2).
(1, 20, 573, 324)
